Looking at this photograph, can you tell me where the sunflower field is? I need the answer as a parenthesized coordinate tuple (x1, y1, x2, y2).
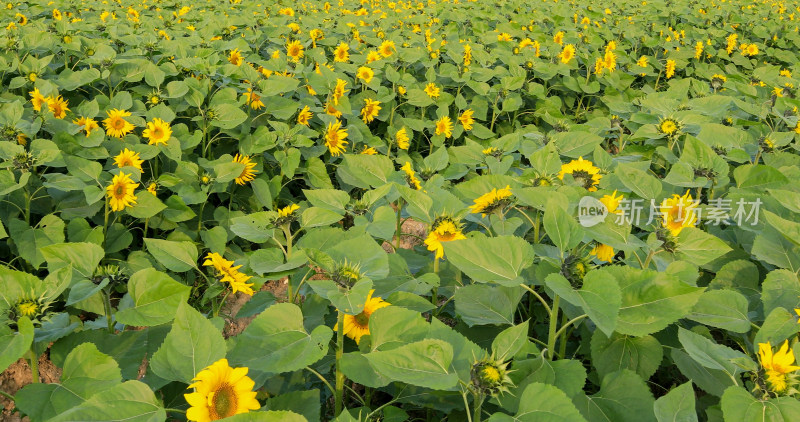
(2, 0, 800, 420)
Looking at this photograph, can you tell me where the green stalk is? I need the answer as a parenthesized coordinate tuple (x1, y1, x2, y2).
(431, 257, 440, 307)
(473, 393, 484, 422)
(27, 349, 39, 383)
(102, 197, 110, 251)
(103, 289, 114, 333)
(394, 199, 404, 250)
(334, 311, 345, 416)
(546, 295, 560, 360)
(283, 225, 294, 303)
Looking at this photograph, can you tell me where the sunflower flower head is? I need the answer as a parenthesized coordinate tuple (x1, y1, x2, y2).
(469, 185, 513, 217)
(184, 358, 260, 421)
(232, 154, 257, 185)
(361, 98, 381, 123)
(286, 40, 304, 62)
(470, 354, 514, 397)
(590, 243, 615, 263)
(400, 162, 423, 190)
(356, 66, 374, 84)
(758, 341, 800, 394)
(435, 116, 454, 138)
(228, 49, 244, 66)
(459, 109, 475, 130)
(46, 96, 69, 119)
(202, 253, 255, 296)
(29, 88, 47, 112)
(600, 190, 624, 214)
(558, 44, 576, 64)
(113, 148, 144, 172)
(558, 157, 601, 191)
(142, 118, 172, 145)
(659, 190, 698, 236)
(658, 117, 681, 136)
(273, 204, 300, 226)
(395, 127, 410, 150)
(424, 83, 440, 99)
(338, 289, 390, 345)
(297, 106, 313, 126)
(323, 120, 348, 156)
(424, 215, 467, 259)
(106, 171, 138, 212)
(73, 117, 99, 136)
(103, 109, 135, 139)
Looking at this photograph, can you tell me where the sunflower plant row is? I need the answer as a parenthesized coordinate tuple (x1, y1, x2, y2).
(1, 0, 800, 420)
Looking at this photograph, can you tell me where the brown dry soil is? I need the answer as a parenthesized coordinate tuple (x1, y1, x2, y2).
(0, 219, 429, 419)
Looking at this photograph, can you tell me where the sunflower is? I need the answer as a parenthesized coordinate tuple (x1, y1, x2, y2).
(106, 171, 138, 212)
(660, 190, 698, 236)
(332, 79, 348, 105)
(379, 40, 396, 57)
(242, 89, 264, 110)
(665, 59, 676, 79)
(334, 42, 350, 62)
(103, 109, 135, 139)
(52, 8, 62, 20)
(401, 162, 422, 190)
(356, 66, 374, 84)
(274, 204, 300, 226)
(424, 83, 440, 99)
(340, 290, 390, 344)
(365, 50, 382, 64)
(590, 243, 614, 262)
(603, 50, 616, 72)
(147, 182, 157, 195)
(658, 118, 680, 136)
(286, 40, 304, 62)
(469, 185, 513, 216)
(29, 88, 47, 112)
(73, 117, 99, 136)
(297, 106, 312, 126)
(395, 127, 410, 150)
(759, 341, 800, 393)
(497, 32, 512, 42)
(45, 96, 69, 119)
(324, 101, 342, 118)
(113, 148, 144, 171)
(553, 31, 564, 45)
(184, 358, 260, 422)
(424, 215, 467, 259)
(202, 252, 255, 295)
(228, 49, 243, 66)
(637, 56, 648, 67)
(361, 146, 377, 155)
(323, 120, 348, 156)
(463, 44, 472, 66)
(458, 109, 474, 130)
(694, 42, 704, 59)
(360, 99, 381, 123)
(232, 154, 257, 185)
(600, 190, 624, 214)
(434, 116, 454, 138)
(558, 44, 576, 64)
(142, 118, 172, 145)
(558, 157, 601, 191)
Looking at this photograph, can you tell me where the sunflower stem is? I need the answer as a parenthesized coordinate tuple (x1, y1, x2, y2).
(27, 348, 39, 383)
(103, 289, 114, 333)
(164, 408, 187, 414)
(0, 390, 14, 402)
(334, 310, 345, 416)
(546, 295, 560, 361)
(473, 393, 484, 422)
(102, 196, 109, 251)
(431, 258, 440, 307)
(283, 225, 294, 304)
(394, 199, 404, 250)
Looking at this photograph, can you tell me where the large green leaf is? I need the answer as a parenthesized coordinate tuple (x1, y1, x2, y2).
(454, 284, 524, 326)
(0, 317, 33, 372)
(546, 272, 620, 336)
(143, 238, 198, 272)
(654, 382, 697, 422)
(364, 339, 459, 390)
(572, 370, 656, 422)
(49, 381, 165, 422)
(590, 331, 662, 380)
(543, 200, 583, 253)
(762, 270, 800, 315)
(687, 289, 750, 333)
(149, 302, 226, 383)
(599, 266, 704, 337)
(674, 228, 732, 266)
(489, 383, 588, 422)
(227, 303, 332, 374)
(40, 242, 104, 281)
(443, 236, 534, 286)
(115, 268, 191, 326)
(721, 386, 800, 421)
